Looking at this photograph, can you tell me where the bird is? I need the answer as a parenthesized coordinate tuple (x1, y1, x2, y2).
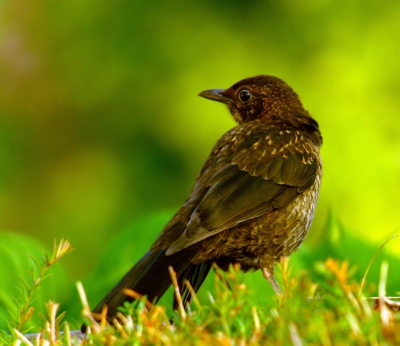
(90, 75, 322, 322)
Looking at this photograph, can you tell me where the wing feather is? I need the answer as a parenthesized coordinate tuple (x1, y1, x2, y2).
(166, 129, 319, 256)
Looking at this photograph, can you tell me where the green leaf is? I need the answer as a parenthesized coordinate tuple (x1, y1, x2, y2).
(0, 232, 72, 330)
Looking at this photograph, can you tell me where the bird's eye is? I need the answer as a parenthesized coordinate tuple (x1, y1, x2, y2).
(238, 90, 252, 103)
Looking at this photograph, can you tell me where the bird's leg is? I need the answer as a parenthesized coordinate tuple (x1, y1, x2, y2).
(262, 266, 282, 294)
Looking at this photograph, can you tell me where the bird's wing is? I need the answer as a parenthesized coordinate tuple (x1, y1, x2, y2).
(166, 129, 319, 255)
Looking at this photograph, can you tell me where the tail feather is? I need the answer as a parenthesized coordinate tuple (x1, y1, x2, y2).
(92, 248, 197, 319)
(174, 263, 212, 311)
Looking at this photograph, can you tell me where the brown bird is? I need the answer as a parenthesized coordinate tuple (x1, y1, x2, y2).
(91, 75, 322, 321)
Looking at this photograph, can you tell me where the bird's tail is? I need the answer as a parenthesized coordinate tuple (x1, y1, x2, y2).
(174, 263, 212, 310)
(91, 248, 199, 320)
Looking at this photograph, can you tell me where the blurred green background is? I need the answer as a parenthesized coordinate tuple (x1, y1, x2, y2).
(1, 0, 400, 328)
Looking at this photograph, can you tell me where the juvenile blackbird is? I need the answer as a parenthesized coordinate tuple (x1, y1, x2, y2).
(92, 75, 322, 320)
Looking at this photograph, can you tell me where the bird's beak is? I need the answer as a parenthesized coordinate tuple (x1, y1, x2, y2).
(198, 89, 230, 104)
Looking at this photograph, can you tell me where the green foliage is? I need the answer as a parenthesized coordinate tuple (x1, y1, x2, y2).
(33, 259, 400, 345)
(0, 234, 73, 332)
(297, 212, 400, 295)
(82, 210, 177, 312)
(0, 230, 398, 344)
(0, 210, 397, 339)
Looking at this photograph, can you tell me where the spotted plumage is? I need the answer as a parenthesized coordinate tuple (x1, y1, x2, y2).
(89, 75, 323, 323)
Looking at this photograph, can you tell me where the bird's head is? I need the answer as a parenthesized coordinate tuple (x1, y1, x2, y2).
(199, 75, 319, 132)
